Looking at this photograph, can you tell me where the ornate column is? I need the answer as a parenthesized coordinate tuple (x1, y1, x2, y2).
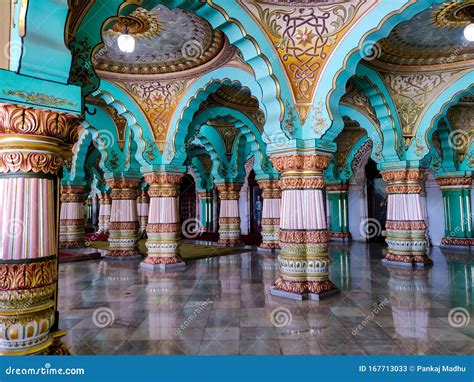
(381, 169, 431, 268)
(106, 178, 141, 258)
(326, 182, 351, 241)
(198, 190, 214, 232)
(59, 185, 87, 248)
(137, 188, 150, 237)
(437, 176, 473, 248)
(141, 173, 185, 271)
(269, 154, 339, 300)
(0, 103, 78, 355)
(257, 179, 281, 252)
(98, 191, 111, 234)
(217, 183, 242, 246)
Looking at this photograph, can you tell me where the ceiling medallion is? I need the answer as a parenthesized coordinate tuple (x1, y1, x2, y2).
(109, 9, 161, 40)
(434, 1, 474, 28)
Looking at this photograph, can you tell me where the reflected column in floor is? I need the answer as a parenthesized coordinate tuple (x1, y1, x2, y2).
(257, 179, 281, 252)
(217, 183, 242, 246)
(382, 169, 431, 268)
(59, 185, 87, 248)
(0, 104, 78, 354)
(106, 178, 141, 258)
(141, 172, 185, 270)
(269, 153, 339, 300)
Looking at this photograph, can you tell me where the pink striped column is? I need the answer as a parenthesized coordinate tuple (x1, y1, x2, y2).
(106, 178, 141, 258)
(98, 192, 111, 234)
(0, 103, 79, 355)
(269, 154, 339, 300)
(59, 185, 87, 248)
(137, 189, 150, 237)
(217, 183, 242, 246)
(381, 169, 431, 268)
(257, 180, 281, 252)
(141, 173, 185, 270)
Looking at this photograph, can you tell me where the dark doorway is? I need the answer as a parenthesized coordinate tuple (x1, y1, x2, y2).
(248, 170, 263, 235)
(179, 174, 196, 223)
(365, 159, 387, 242)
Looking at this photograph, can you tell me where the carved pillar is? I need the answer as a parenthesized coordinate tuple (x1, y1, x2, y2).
(326, 182, 351, 241)
(98, 192, 111, 234)
(59, 185, 87, 248)
(381, 169, 431, 268)
(269, 154, 339, 300)
(141, 173, 185, 271)
(137, 189, 150, 237)
(437, 176, 473, 248)
(217, 183, 242, 246)
(257, 180, 281, 252)
(198, 190, 214, 232)
(106, 178, 141, 258)
(0, 103, 78, 355)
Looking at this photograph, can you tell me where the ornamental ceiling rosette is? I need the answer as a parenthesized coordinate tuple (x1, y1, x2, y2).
(238, 0, 374, 124)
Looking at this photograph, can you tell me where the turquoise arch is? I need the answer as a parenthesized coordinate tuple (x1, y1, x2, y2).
(195, 125, 228, 180)
(407, 70, 474, 160)
(307, 0, 446, 139)
(189, 156, 213, 192)
(163, 67, 286, 166)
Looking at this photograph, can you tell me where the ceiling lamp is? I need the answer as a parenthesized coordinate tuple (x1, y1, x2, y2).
(464, 22, 474, 41)
(117, 31, 135, 53)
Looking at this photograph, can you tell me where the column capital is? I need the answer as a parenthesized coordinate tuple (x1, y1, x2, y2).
(270, 153, 332, 175)
(60, 185, 88, 203)
(145, 172, 183, 197)
(437, 176, 472, 189)
(326, 181, 349, 193)
(216, 183, 242, 200)
(381, 169, 426, 194)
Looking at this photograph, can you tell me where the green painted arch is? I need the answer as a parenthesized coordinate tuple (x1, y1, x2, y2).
(189, 157, 212, 192)
(164, 68, 286, 166)
(307, 0, 445, 139)
(195, 125, 228, 180)
(71, 0, 289, 119)
(19, 0, 72, 83)
(408, 70, 474, 161)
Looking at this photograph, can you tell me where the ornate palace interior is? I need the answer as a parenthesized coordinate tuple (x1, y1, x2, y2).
(0, 0, 472, 356)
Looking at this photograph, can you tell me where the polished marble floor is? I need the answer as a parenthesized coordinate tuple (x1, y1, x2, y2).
(58, 242, 473, 355)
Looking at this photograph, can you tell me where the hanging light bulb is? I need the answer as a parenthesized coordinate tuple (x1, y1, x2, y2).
(464, 23, 474, 42)
(117, 31, 135, 53)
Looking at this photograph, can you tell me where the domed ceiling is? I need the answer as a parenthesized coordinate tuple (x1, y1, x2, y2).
(93, 4, 226, 77)
(373, 1, 474, 68)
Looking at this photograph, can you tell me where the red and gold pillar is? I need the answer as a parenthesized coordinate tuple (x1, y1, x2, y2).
(257, 180, 281, 252)
(98, 191, 111, 234)
(141, 173, 185, 270)
(217, 183, 242, 246)
(381, 169, 431, 268)
(269, 154, 339, 300)
(106, 178, 141, 258)
(59, 185, 87, 248)
(0, 103, 78, 354)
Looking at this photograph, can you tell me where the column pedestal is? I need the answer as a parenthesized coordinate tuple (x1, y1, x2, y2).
(217, 183, 242, 246)
(106, 178, 141, 259)
(141, 173, 185, 271)
(268, 154, 339, 300)
(257, 180, 281, 253)
(381, 169, 432, 268)
(59, 186, 87, 248)
(437, 176, 473, 249)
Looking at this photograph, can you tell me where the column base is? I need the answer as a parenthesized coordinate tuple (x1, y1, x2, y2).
(441, 237, 473, 249)
(269, 286, 340, 301)
(330, 232, 352, 242)
(382, 253, 433, 268)
(217, 239, 243, 247)
(46, 331, 71, 355)
(59, 239, 85, 249)
(105, 250, 142, 261)
(270, 278, 340, 300)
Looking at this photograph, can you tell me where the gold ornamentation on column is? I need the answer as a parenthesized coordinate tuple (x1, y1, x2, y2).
(216, 183, 242, 200)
